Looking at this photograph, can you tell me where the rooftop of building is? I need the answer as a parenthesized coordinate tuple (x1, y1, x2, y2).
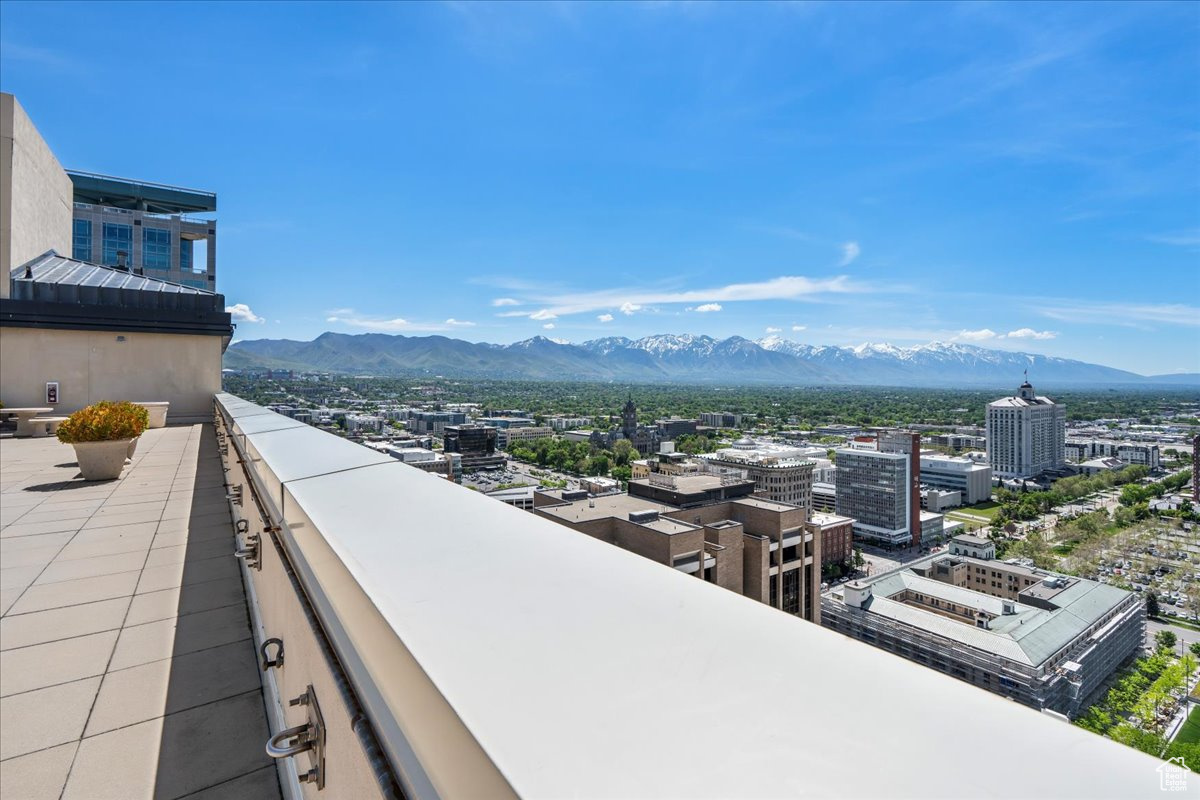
(838, 554, 1136, 666)
(733, 496, 802, 513)
(988, 394, 1059, 408)
(807, 511, 854, 527)
(951, 532, 994, 547)
(5, 251, 232, 340)
(638, 516, 702, 535)
(67, 169, 217, 214)
(536, 490, 676, 524)
(0, 426, 277, 798)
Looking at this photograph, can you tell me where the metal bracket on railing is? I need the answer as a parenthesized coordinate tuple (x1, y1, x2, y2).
(226, 485, 244, 506)
(236, 519, 250, 534)
(266, 685, 325, 789)
(235, 533, 261, 570)
(260, 637, 284, 670)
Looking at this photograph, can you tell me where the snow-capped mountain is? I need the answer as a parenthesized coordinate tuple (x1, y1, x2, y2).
(226, 332, 1165, 386)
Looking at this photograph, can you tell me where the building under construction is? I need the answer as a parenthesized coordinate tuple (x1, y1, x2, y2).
(821, 544, 1143, 717)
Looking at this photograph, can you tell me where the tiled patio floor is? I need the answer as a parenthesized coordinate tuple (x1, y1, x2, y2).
(0, 425, 280, 799)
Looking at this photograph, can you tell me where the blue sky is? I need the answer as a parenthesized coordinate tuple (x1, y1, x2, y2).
(2, 1, 1197, 374)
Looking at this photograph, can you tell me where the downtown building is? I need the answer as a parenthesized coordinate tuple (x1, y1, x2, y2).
(986, 380, 1066, 479)
(443, 423, 505, 470)
(821, 551, 1144, 718)
(834, 431, 940, 549)
(534, 474, 821, 622)
(700, 438, 817, 509)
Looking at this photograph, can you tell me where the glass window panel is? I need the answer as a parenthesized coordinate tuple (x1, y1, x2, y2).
(72, 219, 92, 261)
(142, 227, 171, 270)
(101, 222, 133, 266)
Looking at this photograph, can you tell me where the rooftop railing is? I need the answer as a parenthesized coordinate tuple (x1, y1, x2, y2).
(216, 392, 1161, 799)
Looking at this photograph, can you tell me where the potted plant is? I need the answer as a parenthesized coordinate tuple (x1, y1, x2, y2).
(56, 401, 150, 481)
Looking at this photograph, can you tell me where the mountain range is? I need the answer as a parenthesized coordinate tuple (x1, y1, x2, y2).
(223, 332, 1199, 387)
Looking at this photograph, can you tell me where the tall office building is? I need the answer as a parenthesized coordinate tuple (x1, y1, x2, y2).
(835, 447, 916, 547)
(68, 171, 217, 289)
(986, 380, 1066, 479)
(878, 431, 923, 549)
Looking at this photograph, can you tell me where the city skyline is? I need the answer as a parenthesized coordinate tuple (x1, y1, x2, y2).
(1, 1, 1197, 373)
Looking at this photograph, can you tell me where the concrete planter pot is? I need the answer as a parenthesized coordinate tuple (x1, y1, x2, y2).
(72, 439, 133, 481)
(127, 436, 140, 460)
(134, 402, 169, 429)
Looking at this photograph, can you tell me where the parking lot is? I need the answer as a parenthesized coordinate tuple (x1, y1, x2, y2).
(461, 458, 580, 494)
(1063, 521, 1200, 621)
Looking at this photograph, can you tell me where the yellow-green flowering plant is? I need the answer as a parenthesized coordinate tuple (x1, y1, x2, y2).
(57, 401, 150, 443)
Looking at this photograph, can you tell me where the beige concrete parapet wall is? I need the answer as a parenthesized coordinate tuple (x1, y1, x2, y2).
(0, 327, 221, 423)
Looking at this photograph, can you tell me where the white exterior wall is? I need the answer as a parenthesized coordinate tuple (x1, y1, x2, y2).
(987, 393, 1066, 479)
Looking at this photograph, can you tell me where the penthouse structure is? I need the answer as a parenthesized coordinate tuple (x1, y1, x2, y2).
(986, 380, 1066, 479)
(700, 438, 816, 508)
(69, 170, 217, 289)
(822, 553, 1143, 717)
(535, 474, 820, 622)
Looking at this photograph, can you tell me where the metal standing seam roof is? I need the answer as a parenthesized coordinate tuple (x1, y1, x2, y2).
(9, 250, 224, 312)
(859, 566, 1134, 667)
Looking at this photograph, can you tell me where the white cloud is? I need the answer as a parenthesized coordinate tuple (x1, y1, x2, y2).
(444, 318, 476, 327)
(325, 309, 462, 332)
(1037, 300, 1199, 328)
(955, 328, 998, 341)
(597, 313, 614, 323)
(226, 303, 264, 324)
(542, 323, 555, 330)
(492, 297, 520, 307)
(765, 326, 782, 333)
(693, 303, 722, 313)
(1005, 328, 1057, 340)
(839, 241, 861, 267)
(530, 309, 558, 321)
(792, 325, 807, 332)
(1146, 229, 1200, 247)
(493, 274, 872, 321)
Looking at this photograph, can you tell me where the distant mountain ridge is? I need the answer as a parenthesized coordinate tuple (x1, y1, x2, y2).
(223, 331, 1191, 387)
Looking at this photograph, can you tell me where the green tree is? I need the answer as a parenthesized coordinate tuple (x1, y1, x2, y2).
(853, 547, 865, 570)
(1146, 593, 1160, 617)
(1190, 642, 1200, 658)
(1156, 630, 1177, 652)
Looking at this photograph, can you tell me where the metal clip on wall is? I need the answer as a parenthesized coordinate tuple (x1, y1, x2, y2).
(266, 685, 325, 789)
(260, 637, 284, 670)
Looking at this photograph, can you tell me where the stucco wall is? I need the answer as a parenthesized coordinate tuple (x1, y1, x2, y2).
(1, 94, 73, 299)
(0, 327, 222, 423)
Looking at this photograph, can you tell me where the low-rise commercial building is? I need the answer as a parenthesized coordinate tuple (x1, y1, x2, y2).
(444, 424, 505, 470)
(699, 411, 743, 429)
(919, 453, 993, 504)
(806, 511, 854, 566)
(497, 425, 554, 450)
(822, 554, 1143, 717)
